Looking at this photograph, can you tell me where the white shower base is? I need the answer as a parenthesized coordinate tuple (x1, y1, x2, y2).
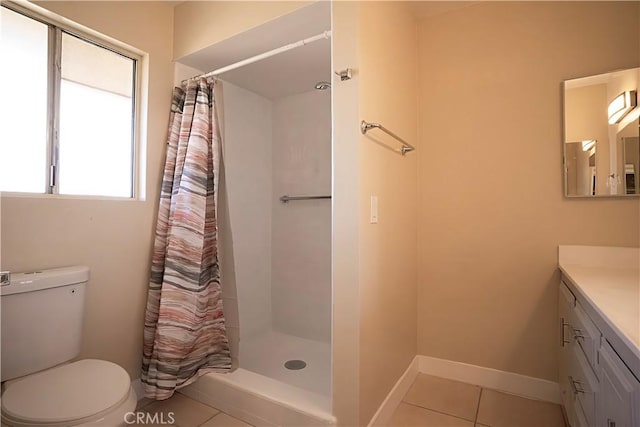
(179, 330, 334, 427)
(241, 330, 331, 397)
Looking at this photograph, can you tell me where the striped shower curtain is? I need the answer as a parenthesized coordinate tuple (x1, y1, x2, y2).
(141, 77, 231, 399)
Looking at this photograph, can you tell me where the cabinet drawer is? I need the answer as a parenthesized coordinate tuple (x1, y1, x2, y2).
(560, 281, 576, 308)
(572, 302, 601, 375)
(598, 341, 639, 427)
(559, 282, 575, 347)
(567, 343, 599, 426)
(559, 371, 580, 427)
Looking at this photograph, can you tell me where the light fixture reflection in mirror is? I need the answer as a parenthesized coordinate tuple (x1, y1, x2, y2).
(563, 67, 640, 197)
(582, 139, 596, 151)
(608, 90, 637, 124)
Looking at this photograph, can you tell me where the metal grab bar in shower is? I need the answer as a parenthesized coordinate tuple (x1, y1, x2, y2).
(360, 120, 416, 156)
(279, 195, 331, 203)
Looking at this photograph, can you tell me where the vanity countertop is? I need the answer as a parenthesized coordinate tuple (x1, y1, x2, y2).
(558, 245, 640, 366)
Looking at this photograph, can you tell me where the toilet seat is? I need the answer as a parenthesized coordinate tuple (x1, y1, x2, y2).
(1, 359, 134, 426)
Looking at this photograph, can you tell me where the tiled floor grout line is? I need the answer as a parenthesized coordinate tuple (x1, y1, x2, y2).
(197, 412, 219, 427)
(401, 400, 477, 424)
(393, 377, 565, 427)
(474, 387, 483, 424)
(198, 411, 254, 427)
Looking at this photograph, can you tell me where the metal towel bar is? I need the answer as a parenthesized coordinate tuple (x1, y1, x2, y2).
(280, 195, 331, 203)
(360, 120, 415, 155)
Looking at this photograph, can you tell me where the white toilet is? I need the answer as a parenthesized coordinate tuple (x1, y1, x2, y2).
(0, 266, 137, 426)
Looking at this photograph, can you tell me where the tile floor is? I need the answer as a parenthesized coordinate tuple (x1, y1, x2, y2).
(136, 393, 253, 427)
(137, 373, 567, 427)
(386, 374, 567, 427)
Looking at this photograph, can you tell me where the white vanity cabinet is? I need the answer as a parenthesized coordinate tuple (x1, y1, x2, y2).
(598, 341, 638, 427)
(559, 278, 640, 427)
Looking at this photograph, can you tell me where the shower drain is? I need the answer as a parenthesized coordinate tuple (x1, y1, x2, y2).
(284, 359, 307, 370)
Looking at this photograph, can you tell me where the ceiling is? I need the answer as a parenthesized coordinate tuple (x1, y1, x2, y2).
(177, 2, 331, 100)
(175, 1, 480, 99)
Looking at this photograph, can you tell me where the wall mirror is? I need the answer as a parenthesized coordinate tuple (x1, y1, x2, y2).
(563, 67, 639, 197)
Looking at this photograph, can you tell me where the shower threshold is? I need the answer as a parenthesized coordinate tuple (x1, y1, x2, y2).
(179, 368, 335, 426)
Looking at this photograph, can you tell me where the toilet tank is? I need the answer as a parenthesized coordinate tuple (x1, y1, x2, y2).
(0, 266, 89, 381)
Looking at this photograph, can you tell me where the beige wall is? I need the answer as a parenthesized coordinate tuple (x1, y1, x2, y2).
(332, 2, 419, 424)
(417, 1, 640, 382)
(331, 2, 362, 425)
(357, 2, 419, 424)
(1, 1, 174, 378)
(173, 1, 310, 59)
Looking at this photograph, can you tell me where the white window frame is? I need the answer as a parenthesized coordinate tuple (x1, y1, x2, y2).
(1, 2, 143, 199)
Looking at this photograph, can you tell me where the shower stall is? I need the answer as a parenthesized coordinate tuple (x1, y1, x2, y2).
(176, 3, 333, 425)
(220, 82, 332, 393)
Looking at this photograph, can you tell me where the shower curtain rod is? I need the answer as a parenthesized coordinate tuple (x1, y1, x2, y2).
(182, 30, 332, 84)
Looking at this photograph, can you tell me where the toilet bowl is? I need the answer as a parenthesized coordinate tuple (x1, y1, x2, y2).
(0, 267, 138, 427)
(1, 359, 137, 427)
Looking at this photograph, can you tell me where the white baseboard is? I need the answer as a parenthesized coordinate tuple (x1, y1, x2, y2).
(368, 354, 561, 426)
(367, 356, 420, 426)
(418, 355, 561, 404)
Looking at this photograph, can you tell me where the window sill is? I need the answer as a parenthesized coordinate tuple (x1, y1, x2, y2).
(0, 192, 144, 202)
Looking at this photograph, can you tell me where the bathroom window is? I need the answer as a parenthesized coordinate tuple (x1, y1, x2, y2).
(0, 4, 139, 198)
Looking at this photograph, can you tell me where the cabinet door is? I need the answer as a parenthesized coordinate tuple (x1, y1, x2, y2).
(573, 302, 601, 376)
(598, 342, 638, 427)
(567, 344, 599, 426)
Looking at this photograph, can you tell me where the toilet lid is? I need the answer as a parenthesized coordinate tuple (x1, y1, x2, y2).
(2, 359, 131, 423)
